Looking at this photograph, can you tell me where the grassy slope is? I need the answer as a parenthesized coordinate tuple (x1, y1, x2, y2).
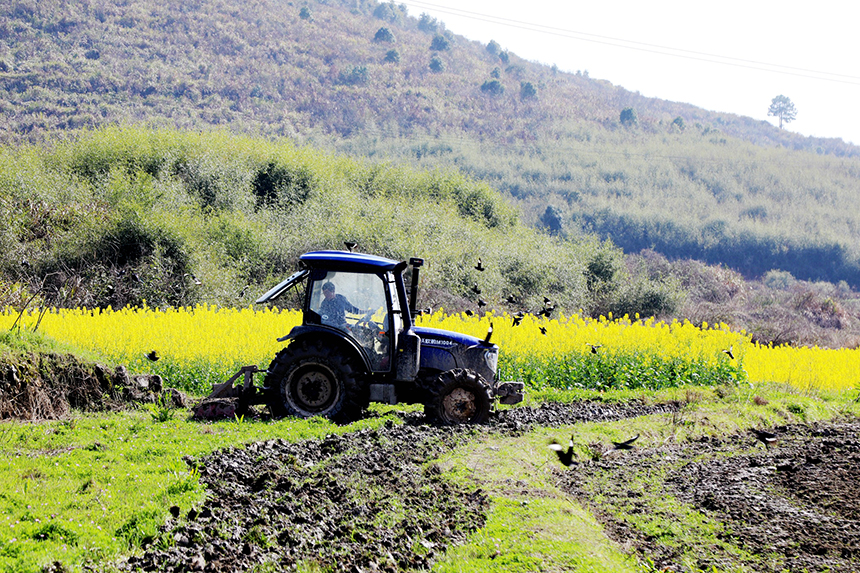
(2, 127, 680, 319)
(2, 0, 860, 287)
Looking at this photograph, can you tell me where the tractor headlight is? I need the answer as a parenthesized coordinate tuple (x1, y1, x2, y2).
(483, 349, 498, 374)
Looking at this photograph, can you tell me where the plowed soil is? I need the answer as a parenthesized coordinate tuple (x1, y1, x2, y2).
(119, 403, 860, 572)
(558, 420, 860, 572)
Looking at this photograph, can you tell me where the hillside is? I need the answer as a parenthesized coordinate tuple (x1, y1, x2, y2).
(2, 0, 860, 292)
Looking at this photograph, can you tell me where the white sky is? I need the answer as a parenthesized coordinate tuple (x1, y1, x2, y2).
(400, 0, 860, 146)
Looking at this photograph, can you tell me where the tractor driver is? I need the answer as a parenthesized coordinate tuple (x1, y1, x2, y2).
(318, 281, 364, 329)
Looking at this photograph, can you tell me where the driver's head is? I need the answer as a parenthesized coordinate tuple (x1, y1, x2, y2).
(322, 281, 336, 299)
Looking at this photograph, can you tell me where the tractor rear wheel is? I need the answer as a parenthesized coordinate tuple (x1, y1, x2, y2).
(264, 339, 364, 421)
(424, 368, 492, 425)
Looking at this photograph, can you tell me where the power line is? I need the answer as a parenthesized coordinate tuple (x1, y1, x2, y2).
(401, 0, 860, 86)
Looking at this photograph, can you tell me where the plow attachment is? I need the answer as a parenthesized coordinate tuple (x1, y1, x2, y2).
(193, 365, 267, 419)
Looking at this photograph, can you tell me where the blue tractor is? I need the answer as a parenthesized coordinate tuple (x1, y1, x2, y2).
(245, 250, 523, 424)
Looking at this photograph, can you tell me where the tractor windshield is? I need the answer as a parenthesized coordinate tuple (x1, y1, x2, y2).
(309, 271, 392, 371)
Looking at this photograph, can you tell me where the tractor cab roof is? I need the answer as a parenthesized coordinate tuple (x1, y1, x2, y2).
(300, 251, 404, 273)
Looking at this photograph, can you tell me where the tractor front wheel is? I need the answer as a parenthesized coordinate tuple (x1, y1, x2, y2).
(424, 368, 492, 425)
(264, 339, 363, 421)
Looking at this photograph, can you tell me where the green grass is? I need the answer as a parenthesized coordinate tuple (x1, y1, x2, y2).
(0, 409, 398, 573)
(433, 431, 640, 573)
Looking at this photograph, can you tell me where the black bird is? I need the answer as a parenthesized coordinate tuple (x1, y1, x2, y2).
(588, 343, 601, 354)
(543, 296, 552, 305)
(548, 435, 576, 467)
(612, 434, 639, 450)
(751, 428, 778, 448)
(722, 346, 735, 360)
(344, 241, 357, 252)
(20, 258, 30, 268)
(477, 298, 487, 308)
(464, 309, 474, 316)
(539, 307, 554, 318)
(512, 315, 523, 327)
(471, 283, 481, 295)
(475, 258, 485, 272)
(146, 350, 160, 362)
(539, 326, 548, 336)
(506, 295, 518, 304)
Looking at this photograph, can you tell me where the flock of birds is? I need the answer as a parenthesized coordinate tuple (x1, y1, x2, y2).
(460, 257, 556, 338)
(548, 428, 780, 467)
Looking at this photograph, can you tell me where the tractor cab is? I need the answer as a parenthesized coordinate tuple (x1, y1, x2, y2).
(257, 251, 422, 383)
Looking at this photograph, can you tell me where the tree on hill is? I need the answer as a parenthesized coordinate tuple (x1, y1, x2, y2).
(384, 49, 400, 64)
(429, 56, 444, 73)
(374, 27, 395, 43)
(520, 81, 537, 100)
(768, 95, 797, 129)
(430, 34, 451, 51)
(418, 13, 439, 33)
(620, 107, 638, 127)
(480, 79, 504, 96)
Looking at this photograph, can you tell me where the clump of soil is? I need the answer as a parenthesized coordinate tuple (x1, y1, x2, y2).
(558, 420, 860, 572)
(0, 352, 182, 420)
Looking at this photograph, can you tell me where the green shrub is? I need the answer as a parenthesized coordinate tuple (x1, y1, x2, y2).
(384, 49, 400, 64)
(430, 34, 450, 51)
(620, 107, 638, 127)
(429, 56, 444, 73)
(480, 79, 504, 96)
(373, 27, 395, 43)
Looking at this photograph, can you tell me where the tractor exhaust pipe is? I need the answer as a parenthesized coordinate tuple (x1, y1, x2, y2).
(409, 257, 424, 319)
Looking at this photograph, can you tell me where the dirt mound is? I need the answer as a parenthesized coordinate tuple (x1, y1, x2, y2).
(558, 420, 860, 572)
(0, 352, 184, 420)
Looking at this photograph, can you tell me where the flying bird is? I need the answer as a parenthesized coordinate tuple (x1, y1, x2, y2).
(471, 283, 481, 295)
(512, 315, 523, 327)
(474, 258, 485, 272)
(344, 241, 357, 252)
(539, 326, 547, 335)
(20, 258, 30, 268)
(506, 295, 518, 304)
(464, 309, 474, 316)
(612, 434, 639, 450)
(588, 344, 601, 355)
(751, 428, 778, 448)
(548, 435, 576, 467)
(477, 298, 487, 308)
(543, 296, 552, 305)
(722, 346, 735, 360)
(146, 350, 160, 362)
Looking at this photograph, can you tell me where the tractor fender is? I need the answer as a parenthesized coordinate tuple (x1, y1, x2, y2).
(276, 325, 372, 373)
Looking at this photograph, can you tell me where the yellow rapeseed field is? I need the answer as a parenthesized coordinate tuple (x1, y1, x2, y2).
(2, 306, 858, 393)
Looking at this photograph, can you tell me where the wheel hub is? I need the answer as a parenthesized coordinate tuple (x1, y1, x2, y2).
(294, 370, 333, 409)
(442, 387, 477, 423)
